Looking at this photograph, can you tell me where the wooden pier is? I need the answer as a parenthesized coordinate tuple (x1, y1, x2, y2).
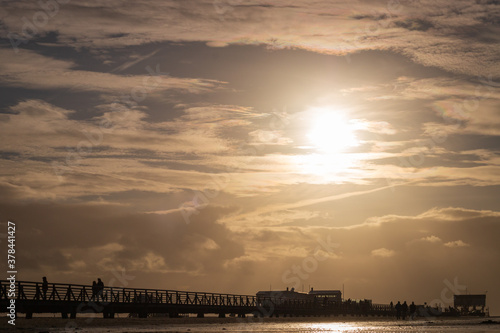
(0, 280, 394, 319)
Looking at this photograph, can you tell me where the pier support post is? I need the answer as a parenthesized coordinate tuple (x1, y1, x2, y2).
(197, 313, 204, 318)
(26, 312, 33, 319)
(70, 312, 76, 319)
(218, 313, 225, 318)
(103, 312, 114, 318)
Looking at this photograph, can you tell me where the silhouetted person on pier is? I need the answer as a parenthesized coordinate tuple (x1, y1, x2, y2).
(97, 278, 104, 301)
(42, 277, 48, 300)
(401, 301, 408, 319)
(395, 301, 402, 319)
(409, 301, 416, 319)
(92, 281, 98, 300)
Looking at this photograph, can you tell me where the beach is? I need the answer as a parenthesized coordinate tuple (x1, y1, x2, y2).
(1, 316, 498, 332)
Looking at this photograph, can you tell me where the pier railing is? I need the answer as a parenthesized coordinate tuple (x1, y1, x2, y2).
(0, 280, 261, 307)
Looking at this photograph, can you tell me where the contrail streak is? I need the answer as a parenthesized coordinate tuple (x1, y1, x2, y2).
(222, 182, 410, 223)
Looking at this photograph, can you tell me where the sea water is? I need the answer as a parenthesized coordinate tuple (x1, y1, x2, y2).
(11, 317, 498, 333)
(113, 320, 499, 333)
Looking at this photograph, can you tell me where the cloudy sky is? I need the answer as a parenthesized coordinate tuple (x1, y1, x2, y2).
(1, 0, 499, 314)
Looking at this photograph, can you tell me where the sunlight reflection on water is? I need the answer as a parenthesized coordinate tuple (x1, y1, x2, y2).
(305, 322, 358, 332)
(36, 318, 500, 333)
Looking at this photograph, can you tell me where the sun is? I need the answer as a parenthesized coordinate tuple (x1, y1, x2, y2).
(293, 107, 361, 179)
(307, 108, 358, 153)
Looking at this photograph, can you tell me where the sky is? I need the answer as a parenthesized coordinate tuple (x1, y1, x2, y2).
(1, 0, 499, 315)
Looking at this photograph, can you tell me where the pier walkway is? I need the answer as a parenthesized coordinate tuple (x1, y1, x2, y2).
(0, 280, 393, 319)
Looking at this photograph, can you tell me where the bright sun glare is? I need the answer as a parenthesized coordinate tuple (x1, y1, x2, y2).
(294, 107, 361, 179)
(307, 108, 358, 153)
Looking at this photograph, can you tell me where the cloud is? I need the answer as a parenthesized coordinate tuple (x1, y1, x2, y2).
(420, 235, 442, 243)
(0, 100, 228, 154)
(364, 206, 500, 227)
(418, 207, 500, 221)
(444, 240, 470, 248)
(355, 120, 397, 135)
(430, 100, 500, 136)
(2, 1, 499, 77)
(227, 205, 500, 260)
(248, 129, 293, 146)
(0, 48, 224, 93)
(393, 18, 434, 31)
(371, 248, 395, 257)
(1, 201, 243, 285)
(344, 76, 500, 102)
(0, 99, 261, 200)
(1, 5, 499, 204)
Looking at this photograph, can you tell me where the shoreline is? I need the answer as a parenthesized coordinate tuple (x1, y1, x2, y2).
(1, 315, 497, 330)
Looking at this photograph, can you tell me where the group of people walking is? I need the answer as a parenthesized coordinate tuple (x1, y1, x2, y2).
(391, 300, 417, 319)
(40, 277, 105, 301)
(92, 278, 105, 301)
